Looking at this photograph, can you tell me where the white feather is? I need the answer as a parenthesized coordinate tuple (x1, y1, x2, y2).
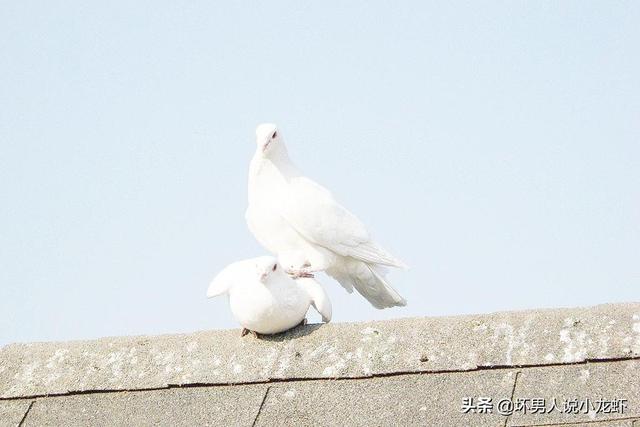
(207, 256, 332, 334)
(246, 124, 407, 309)
(296, 277, 333, 322)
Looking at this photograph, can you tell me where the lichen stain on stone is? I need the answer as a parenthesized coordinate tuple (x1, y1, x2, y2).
(307, 342, 336, 360)
(471, 319, 488, 332)
(465, 352, 477, 366)
(164, 365, 183, 374)
(126, 347, 139, 366)
(632, 314, 640, 354)
(45, 348, 69, 370)
(105, 350, 127, 380)
(579, 368, 590, 383)
(274, 354, 290, 377)
(306, 342, 356, 377)
(45, 371, 62, 385)
(256, 346, 279, 377)
(491, 320, 533, 366)
(559, 327, 587, 363)
(186, 341, 199, 352)
(11, 361, 40, 395)
(360, 327, 380, 342)
(322, 357, 346, 376)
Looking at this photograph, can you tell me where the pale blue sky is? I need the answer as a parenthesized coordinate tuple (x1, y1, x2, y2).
(1, 2, 639, 346)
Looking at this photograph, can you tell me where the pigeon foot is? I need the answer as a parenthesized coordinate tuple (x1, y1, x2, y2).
(241, 328, 260, 338)
(285, 268, 315, 279)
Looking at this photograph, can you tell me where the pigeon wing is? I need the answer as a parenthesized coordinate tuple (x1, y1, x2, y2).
(206, 260, 253, 298)
(280, 176, 405, 268)
(297, 277, 332, 322)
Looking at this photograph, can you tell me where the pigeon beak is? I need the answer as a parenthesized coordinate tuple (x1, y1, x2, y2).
(262, 140, 271, 153)
(259, 272, 268, 283)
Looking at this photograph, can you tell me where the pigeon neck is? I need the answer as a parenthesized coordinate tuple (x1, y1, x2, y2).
(266, 145, 299, 177)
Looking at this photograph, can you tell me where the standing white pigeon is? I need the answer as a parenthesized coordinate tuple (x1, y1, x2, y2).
(207, 256, 332, 336)
(246, 123, 407, 309)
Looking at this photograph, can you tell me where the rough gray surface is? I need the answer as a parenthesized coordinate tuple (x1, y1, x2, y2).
(256, 370, 517, 427)
(509, 360, 640, 426)
(0, 329, 277, 399)
(1, 302, 639, 426)
(1, 303, 639, 398)
(0, 399, 32, 427)
(21, 385, 267, 427)
(529, 421, 638, 427)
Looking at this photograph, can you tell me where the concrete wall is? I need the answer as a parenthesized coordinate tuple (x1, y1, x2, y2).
(1, 303, 639, 426)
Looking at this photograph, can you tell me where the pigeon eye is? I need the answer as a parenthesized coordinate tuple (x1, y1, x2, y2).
(272, 264, 277, 271)
(272, 131, 277, 139)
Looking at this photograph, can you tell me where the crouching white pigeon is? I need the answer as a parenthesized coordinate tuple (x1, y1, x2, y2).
(207, 256, 332, 336)
(245, 123, 407, 309)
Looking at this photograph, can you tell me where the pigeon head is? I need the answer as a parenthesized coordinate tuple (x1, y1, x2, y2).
(207, 256, 280, 298)
(253, 255, 280, 283)
(255, 123, 281, 156)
